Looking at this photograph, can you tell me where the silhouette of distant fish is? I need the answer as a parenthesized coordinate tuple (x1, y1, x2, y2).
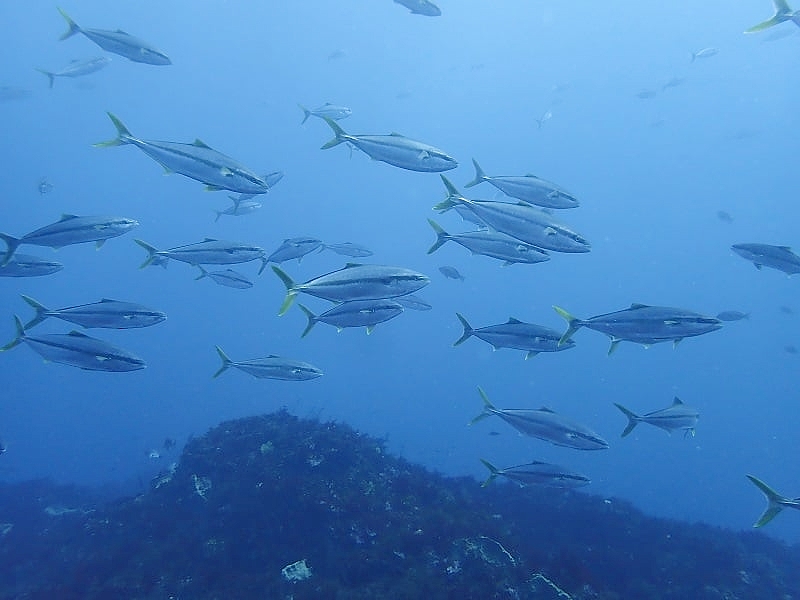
(394, 0, 441, 16)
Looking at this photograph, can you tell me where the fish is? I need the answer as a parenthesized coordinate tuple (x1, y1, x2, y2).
(135, 239, 267, 272)
(212, 346, 322, 381)
(0, 214, 138, 266)
(439, 265, 465, 281)
(535, 110, 552, 129)
(479, 459, 590, 489)
(0, 86, 32, 102)
(716, 210, 733, 223)
(322, 242, 374, 258)
(464, 159, 579, 209)
(394, 0, 442, 16)
(661, 76, 686, 91)
(746, 475, 800, 527)
(427, 219, 550, 266)
(745, 0, 800, 33)
(1, 316, 146, 372)
(20, 296, 166, 330)
(690, 47, 719, 62)
(553, 304, 722, 354)
(732, 243, 800, 275)
(0, 254, 63, 278)
(435, 177, 590, 253)
(57, 8, 171, 65)
(215, 198, 262, 222)
(470, 388, 608, 450)
(195, 266, 253, 289)
(320, 118, 457, 172)
(267, 238, 324, 264)
(272, 264, 429, 315)
(298, 102, 352, 125)
(394, 294, 432, 311)
(636, 89, 658, 99)
(95, 113, 271, 194)
(454, 313, 575, 359)
(38, 177, 54, 195)
(715, 310, 750, 322)
(298, 299, 404, 337)
(35, 56, 111, 88)
(614, 397, 699, 438)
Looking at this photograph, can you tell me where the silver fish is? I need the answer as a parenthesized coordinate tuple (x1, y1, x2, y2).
(690, 47, 719, 62)
(215, 198, 262, 222)
(1, 316, 146, 372)
(213, 346, 322, 381)
(322, 242, 374, 258)
(439, 265, 465, 281)
(614, 397, 699, 437)
(454, 313, 574, 359)
(427, 219, 550, 266)
(715, 310, 750, 322)
(195, 266, 253, 289)
(0, 254, 63, 278)
(394, 0, 442, 16)
(745, 0, 800, 33)
(267, 238, 324, 264)
(36, 56, 111, 88)
(471, 388, 608, 450)
(464, 159, 579, 209)
(57, 8, 170, 65)
(435, 177, 590, 253)
(95, 113, 270, 194)
(480, 459, 590, 488)
(746, 475, 800, 527)
(20, 295, 166, 330)
(0, 214, 138, 265)
(135, 238, 266, 271)
(298, 299, 404, 337)
(272, 264, 429, 315)
(298, 102, 352, 125)
(732, 243, 800, 275)
(320, 118, 457, 172)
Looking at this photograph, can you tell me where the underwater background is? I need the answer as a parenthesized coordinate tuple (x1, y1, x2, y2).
(1, 0, 799, 566)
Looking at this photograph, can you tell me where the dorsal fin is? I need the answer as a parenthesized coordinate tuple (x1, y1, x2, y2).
(343, 262, 363, 268)
(67, 330, 91, 338)
(506, 317, 523, 324)
(630, 303, 650, 309)
(202, 238, 219, 242)
(538, 406, 556, 413)
(193, 138, 212, 149)
(59, 214, 80, 221)
(672, 397, 684, 405)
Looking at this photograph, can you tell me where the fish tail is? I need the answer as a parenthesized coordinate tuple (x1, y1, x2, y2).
(426, 219, 450, 254)
(690, 51, 697, 63)
(35, 69, 56, 89)
(57, 7, 81, 40)
(298, 304, 317, 338)
(257, 257, 269, 276)
(0, 316, 26, 352)
(298, 103, 312, 125)
(744, 16, 784, 34)
(19, 295, 50, 330)
(453, 312, 473, 346)
(552, 305, 583, 346)
(212, 345, 232, 378)
(746, 475, 789, 527)
(479, 458, 500, 487)
(440, 174, 461, 198)
(213, 210, 223, 223)
(320, 117, 347, 149)
(133, 239, 160, 269)
(271, 266, 298, 315)
(464, 158, 487, 188)
(613, 403, 640, 438)
(194, 266, 209, 281)
(94, 112, 134, 148)
(0, 233, 21, 266)
(469, 387, 495, 425)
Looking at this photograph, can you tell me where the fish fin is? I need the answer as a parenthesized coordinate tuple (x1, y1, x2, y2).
(746, 475, 790, 527)
(453, 313, 473, 346)
(20, 295, 49, 331)
(95, 239, 106, 250)
(0, 316, 26, 352)
(66, 330, 91, 338)
(470, 386, 497, 425)
(552, 305, 582, 346)
(134, 239, 161, 269)
(212, 345, 233, 378)
(366, 325, 375, 335)
(524, 351, 539, 359)
(320, 117, 348, 149)
(298, 304, 316, 338)
(614, 403, 640, 437)
(426, 219, 450, 254)
(439, 174, 461, 198)
(506, 317, 523, 324)
(479, 459, 500, 487)
(298, 103, 311, 125)
(193, 138, 212, 149)
(57, 7, 81, 40)
(672, 397, 684, 405)
(744, 15, 786, 33)
(0, 233, 21, 266)
(672, 338, 682, 349)
(608, 338, 622, 355)
(271, 266, 297, 315)
(35, 68, 56, 89)
(464, 158, 487, 188)
(194, 265, 209, 280)
(94, 112, 133, 147)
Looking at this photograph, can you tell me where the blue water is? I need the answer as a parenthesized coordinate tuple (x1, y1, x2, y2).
(1, 0, 798, 544)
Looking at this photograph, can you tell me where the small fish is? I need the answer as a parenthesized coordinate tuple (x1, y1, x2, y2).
(327, 49, 347, 61)
(716, 210, 733, 223)
(0, 86, 32, 102)
(267, 238, 324, 264)
(454, 313, 574, 359)
(322, 242, 374, 258)
(746, 475, 800, 527)
(57, 8, 170, 65)
(480, 459, 590, 489)
(298, 299, 404, 337)
(535, 110, 552, 129)
(745, 0, 800, 33)
(614, 397, 699, 437)
(135, 238, 267, 272)
(35, 56, 111, 88)
(0, 254, 63, 278)
(20, 295, 166, 330)
(439, 265, 465, 281)
(780, 305, 794, 315)
(732, 243, 800, 275)
(691, 47, 719, 62)
(394, 294, 432, 311)
(715, 310, 750, 322)
(636, 89, 658, 99)
(0, 214, 138, 266)
(195, 266, 253, 289)
(785, 344, 798, 354)
(1, 316, 146, 372)
(298, 102, 352, 125)
(464, 159, 579, 209)
(661, 76, 686, 91)
(394, 0, 442, 16)
(215, 198, 262, 222)
(37, 177, 54, 195)
(320, 118, 457, 173)
(213, 346, 322, 381)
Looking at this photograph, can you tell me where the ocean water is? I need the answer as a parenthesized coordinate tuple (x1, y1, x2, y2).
(1, 0, 798, 548)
